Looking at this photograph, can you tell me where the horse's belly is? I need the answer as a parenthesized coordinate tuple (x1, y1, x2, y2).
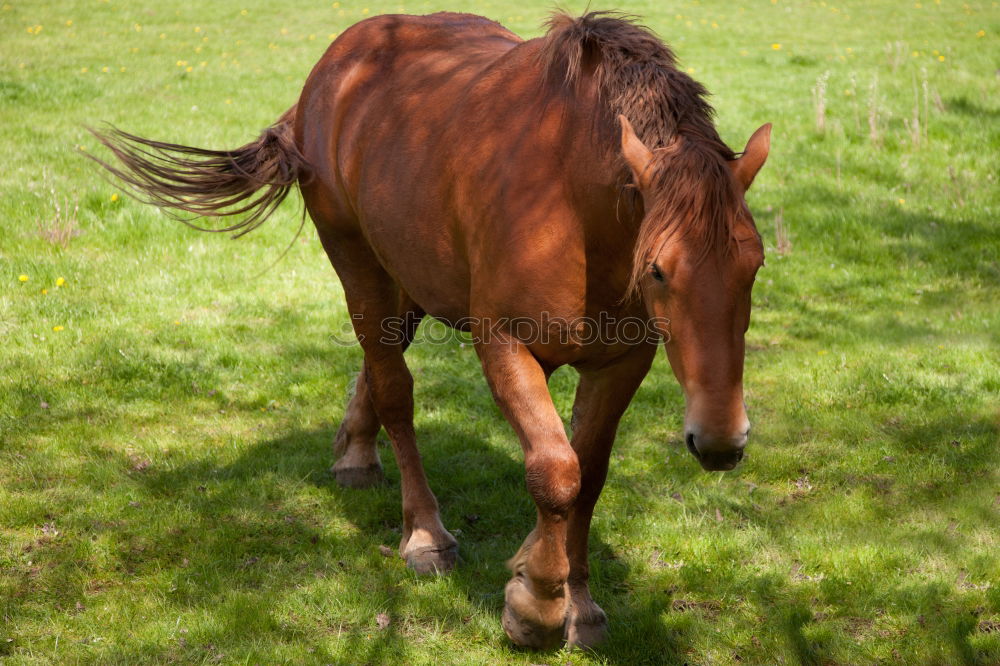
(365, 220, 472, 323)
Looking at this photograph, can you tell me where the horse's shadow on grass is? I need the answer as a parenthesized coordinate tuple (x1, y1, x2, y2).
(107, 411, 693, 663)
(14, 341, 997, 663)
(4, 318, 695, 660)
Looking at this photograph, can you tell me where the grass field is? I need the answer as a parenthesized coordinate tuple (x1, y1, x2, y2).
(2, 0, 999, 663)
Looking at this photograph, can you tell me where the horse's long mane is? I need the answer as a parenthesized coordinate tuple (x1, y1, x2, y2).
(539, 11, 744, 296)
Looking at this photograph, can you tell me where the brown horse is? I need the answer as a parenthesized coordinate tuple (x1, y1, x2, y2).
(89, 11, 770, 650)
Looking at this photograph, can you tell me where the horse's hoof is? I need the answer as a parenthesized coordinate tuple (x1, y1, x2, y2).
(502, 576, 567, 650)
(565, 604, 608, 649)
(403, 543, 458, 575)
(332, 463, 384, 488)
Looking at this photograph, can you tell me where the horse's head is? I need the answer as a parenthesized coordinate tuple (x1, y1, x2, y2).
(620, 117, 770, 471)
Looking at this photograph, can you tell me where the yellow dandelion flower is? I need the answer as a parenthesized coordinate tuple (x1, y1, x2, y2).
(308, 33, 315, 40)
(53, 325, 64, 332)
(225, 98, 232, 104)
(56, 277, 66, 287)
(976, 29, 986, 37)
(687, 67, 695, 73)
(333, 1, 340, 7)
(280, 27, 288, 34)
(739, 49, 749, 56)
(173, 320, 181, 325)
(19, 274, 29, 282)
(329, 32, 338, 40)
(240, 9, 248, 16)
(120, 66, 126, 72)
(65, 19, 72, 26)
(771, 43, 781, 50)
(41, 288, 48, 295)
(898, 198, 905, 204)
(362, 8, 370, 14)
(134, 23, 141, 32)
(81, 66, 88, 73)
(159, 32, 166, 39)
(111, 193, 119, 202)
(101, 66, 109, 73)
(938, 55, 945, 61)
(186, 66, 193, 72)
(194, 26, 201, 33)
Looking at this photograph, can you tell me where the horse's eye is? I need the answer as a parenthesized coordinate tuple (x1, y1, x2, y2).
(650, 263, 665, 282)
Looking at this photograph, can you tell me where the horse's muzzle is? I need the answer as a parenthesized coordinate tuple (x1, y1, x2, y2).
(685, 430, 747, 471)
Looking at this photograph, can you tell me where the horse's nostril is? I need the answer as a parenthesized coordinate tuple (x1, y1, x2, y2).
(735, 449, 744, 462)
(685, 433, 699, 457)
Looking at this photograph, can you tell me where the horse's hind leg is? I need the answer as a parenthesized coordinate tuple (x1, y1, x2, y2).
(332, 304, 423, 488)
(324, 236, 456, 573)
(356, 304, 456, 573)
(332, 365, 383, 487)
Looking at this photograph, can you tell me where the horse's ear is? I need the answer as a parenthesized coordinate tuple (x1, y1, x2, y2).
(730, 123, 772, 191)
(619, 115, 654, 190)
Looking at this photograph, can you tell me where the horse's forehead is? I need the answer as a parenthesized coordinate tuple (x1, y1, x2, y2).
(657, 225, 761, 274)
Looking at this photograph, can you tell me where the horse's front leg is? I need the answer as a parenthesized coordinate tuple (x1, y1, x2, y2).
(565, 345, 656, 648)
(476, 332, 580, 649)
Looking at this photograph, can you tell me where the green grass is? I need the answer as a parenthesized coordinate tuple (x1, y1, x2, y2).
(2, 0, 998, 663)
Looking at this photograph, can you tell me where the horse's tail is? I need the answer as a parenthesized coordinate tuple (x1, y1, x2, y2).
(86, 106, 307, 236)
